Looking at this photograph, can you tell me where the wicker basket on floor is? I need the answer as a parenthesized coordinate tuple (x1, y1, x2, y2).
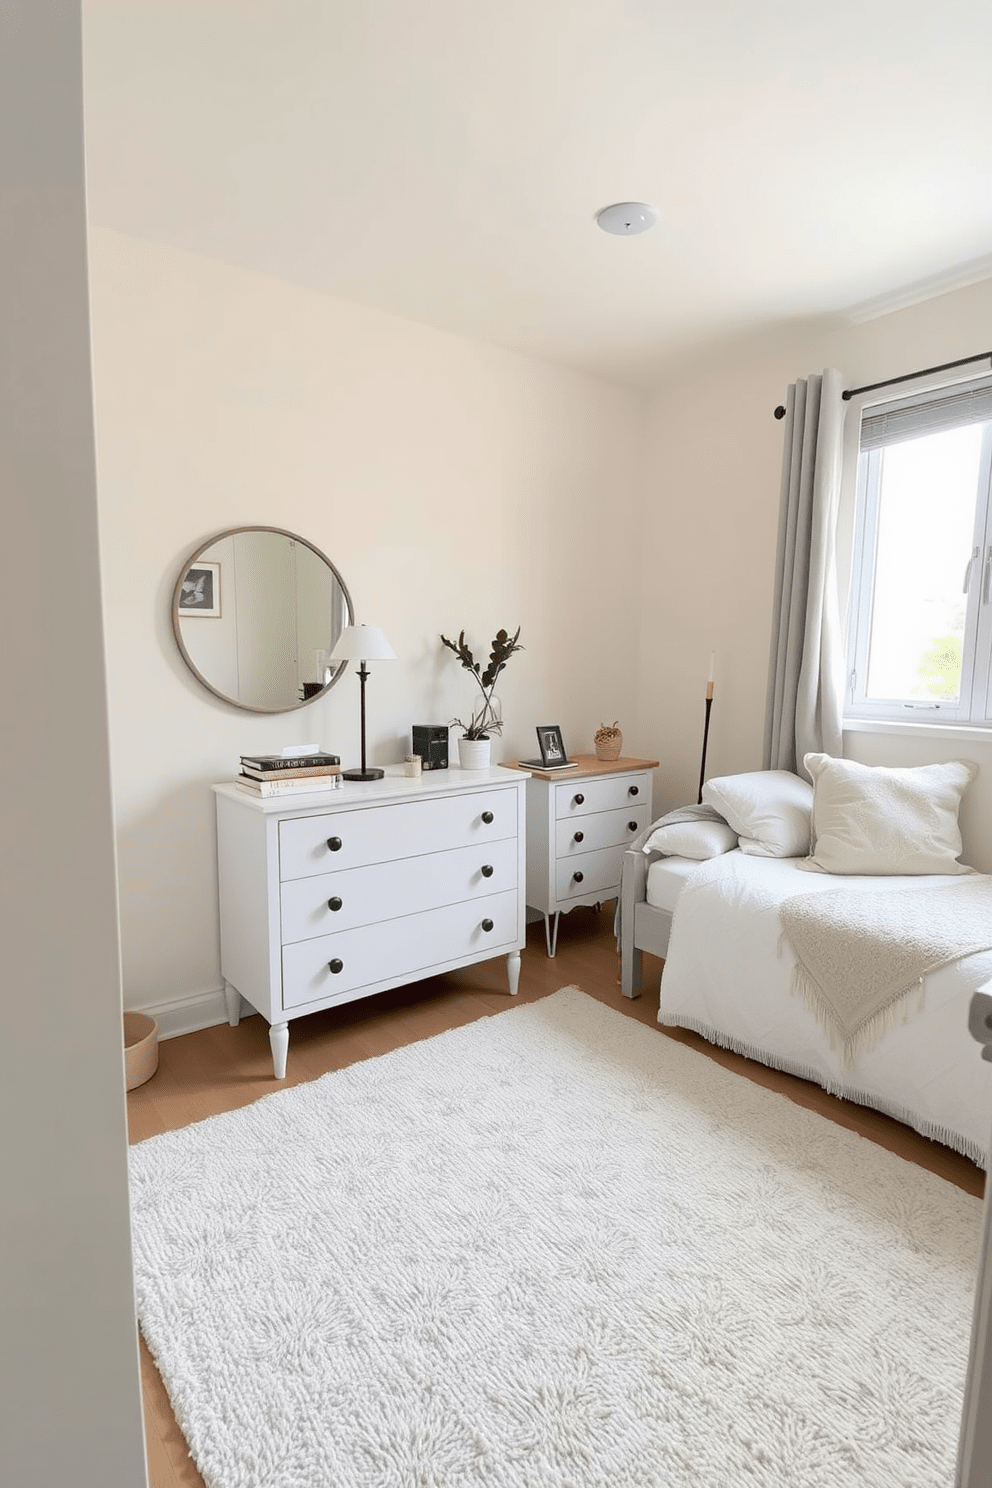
(124, 1012, 159, 1091)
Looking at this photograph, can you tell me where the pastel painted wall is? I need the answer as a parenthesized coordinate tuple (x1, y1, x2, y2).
(87, 228, 647, 1018)
(637, 277, 992, 871)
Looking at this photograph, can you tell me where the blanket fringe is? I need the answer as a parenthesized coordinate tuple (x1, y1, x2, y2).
(790, 963, 927, 1067)
(657, 1010, 988, 1169)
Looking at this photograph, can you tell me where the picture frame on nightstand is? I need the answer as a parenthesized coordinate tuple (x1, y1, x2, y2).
(518, 725, 576, 772)
(535, 725, 568, 766)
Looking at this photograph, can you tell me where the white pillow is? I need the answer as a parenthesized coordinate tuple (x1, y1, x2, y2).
(701, 770, 813, 858)
(801, 753, 977, 875)
(642, 819, 739, 860)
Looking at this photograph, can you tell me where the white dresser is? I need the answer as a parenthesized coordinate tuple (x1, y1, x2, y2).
(213, 767, 528, 1078)
(511, 754, 658, 956)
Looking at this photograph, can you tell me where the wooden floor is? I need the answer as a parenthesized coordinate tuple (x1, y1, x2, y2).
(128, 906, 986, 1488)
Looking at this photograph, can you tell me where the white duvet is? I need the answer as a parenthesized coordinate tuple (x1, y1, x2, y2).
(658, 850, 992, 1166)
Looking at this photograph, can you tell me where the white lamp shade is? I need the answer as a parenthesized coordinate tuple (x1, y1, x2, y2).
(328, 624, 396, 663)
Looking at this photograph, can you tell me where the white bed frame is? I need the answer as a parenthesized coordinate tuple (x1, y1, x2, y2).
(618, 841, 992, 1167)
(619, 845, 673, 999)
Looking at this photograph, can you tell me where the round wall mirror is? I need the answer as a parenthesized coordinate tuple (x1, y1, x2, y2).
(171, 527, 354, 713)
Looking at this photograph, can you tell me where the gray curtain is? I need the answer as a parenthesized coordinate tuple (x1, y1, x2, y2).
(763, 368, 846, 777)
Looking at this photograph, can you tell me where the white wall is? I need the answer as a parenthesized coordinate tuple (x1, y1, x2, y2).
(0, 5, 147, 1484)
(89, 230, 992, 1019)
(87, 229, 647, 1017)
(638, 278, 992, 870)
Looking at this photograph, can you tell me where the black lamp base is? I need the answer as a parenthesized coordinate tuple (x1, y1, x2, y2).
(342, 767, 385, 781)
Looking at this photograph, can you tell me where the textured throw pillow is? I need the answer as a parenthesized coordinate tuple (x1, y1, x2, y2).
(701, 770, 814, 858)
(642, 819, 739, 860)
(802, 753, 977, 875)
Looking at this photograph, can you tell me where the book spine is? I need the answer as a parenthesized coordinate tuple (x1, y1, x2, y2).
(240, 754, 341, 772)
(240, 764, 342, 781)
(237, 774, 343, 796)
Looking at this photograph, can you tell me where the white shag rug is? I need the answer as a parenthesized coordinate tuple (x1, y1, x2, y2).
(129, 987, 981, 1488)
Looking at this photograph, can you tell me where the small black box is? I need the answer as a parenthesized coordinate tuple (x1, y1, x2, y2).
(412, 724, 449, 771)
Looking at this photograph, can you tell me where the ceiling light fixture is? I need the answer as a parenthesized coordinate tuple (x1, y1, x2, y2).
(596, 202, 658, 236)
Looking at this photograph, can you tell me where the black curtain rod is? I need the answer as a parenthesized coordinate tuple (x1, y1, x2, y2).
(772, 351, 992, 419)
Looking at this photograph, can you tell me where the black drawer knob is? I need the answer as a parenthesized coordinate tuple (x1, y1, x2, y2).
(481, 864, 494, 878)
(573, 871, 584, 883)
(327, 896, 343, 912)
(481, 918, 494, 932)
(573, 831, 584, 843)
(328, 958, 344, 974)
(628, 821, 638, 832)
(481, 810, 494, 824)
(574, 793, 585, 805)
(628, 785, 639, 796)
(326, 836, 343, 852)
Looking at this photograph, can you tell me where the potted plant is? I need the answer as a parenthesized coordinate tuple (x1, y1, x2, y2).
(440, 626, 523, 769)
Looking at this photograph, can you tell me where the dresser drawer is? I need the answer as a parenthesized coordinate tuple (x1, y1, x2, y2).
(554, 772, 650, 821)
(554, 802, 649, 858)
(281, 890, 519, 1010)
(280, 837, 518, 943)
(555, 844, 627, 902)
(278, 790, 516, 881)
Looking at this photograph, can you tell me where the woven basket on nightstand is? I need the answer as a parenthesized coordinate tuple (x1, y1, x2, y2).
(594, 733, 622, 762)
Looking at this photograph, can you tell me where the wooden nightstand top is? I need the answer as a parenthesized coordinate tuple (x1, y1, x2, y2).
(501, 752, 659, 781)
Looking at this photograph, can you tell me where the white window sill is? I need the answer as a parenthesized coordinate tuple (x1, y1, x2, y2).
(843, 717, 992, 744)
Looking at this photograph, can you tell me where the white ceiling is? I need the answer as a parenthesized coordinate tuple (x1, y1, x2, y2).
(82, 1, 992, 388)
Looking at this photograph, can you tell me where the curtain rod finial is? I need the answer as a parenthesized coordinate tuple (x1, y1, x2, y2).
(773, 405, 786, 420)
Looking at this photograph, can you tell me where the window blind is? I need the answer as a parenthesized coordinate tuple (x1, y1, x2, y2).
(860, 379, 992, 451)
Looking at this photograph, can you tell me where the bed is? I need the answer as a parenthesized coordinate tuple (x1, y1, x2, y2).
(619, 758, 992, 1166)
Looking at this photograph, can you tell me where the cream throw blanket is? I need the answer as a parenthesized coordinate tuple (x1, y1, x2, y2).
(779, 876, 992, 1065)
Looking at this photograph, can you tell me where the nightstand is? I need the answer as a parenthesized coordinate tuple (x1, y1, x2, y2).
(505, 754, 658, 956)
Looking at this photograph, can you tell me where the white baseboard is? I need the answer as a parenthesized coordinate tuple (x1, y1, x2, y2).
(130, 986, 257, 1041)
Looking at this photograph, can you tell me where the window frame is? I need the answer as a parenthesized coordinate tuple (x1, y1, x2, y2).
(844, 375, 992, 729)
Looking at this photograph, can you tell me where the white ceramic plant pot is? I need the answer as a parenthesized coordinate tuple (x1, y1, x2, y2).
(458, 737, 491, 770)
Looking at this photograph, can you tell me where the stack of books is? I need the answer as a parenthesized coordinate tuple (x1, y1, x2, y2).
(236, 751, 342, 798)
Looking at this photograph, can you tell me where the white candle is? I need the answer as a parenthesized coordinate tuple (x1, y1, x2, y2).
(707, 651, 715, 685)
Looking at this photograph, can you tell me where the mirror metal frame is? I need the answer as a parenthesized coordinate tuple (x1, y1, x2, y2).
(171, 526, 355, 713)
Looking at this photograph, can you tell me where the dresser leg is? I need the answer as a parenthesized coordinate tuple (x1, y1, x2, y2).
(543, 912, 560, 958)
(224, 980, 241, 1027)
(506, 950, 521, 996)
(269, 1021, 289, 1079)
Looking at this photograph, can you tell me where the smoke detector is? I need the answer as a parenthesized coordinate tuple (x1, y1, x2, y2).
(596, 202, 658, 236)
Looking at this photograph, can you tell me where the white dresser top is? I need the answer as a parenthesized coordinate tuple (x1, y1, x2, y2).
(213, 763, 530, 815)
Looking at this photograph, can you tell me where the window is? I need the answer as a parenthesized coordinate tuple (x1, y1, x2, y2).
(846, 376, 992, 726)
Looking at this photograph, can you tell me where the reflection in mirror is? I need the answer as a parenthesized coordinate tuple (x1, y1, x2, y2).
(172, 527, 354, 712)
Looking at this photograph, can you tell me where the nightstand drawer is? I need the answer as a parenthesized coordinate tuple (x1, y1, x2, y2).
(279, 790, 516, 881)
(555, 844, 627, 901)
(555, 772, 650, 821)
(280, 837, 518, 943)
(281, 890, 519, 1010)
(555, 802, 649, 858)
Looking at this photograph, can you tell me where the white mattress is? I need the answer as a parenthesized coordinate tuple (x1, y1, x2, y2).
(658, 850, 992, 1165)
(645, 854, 703, 913)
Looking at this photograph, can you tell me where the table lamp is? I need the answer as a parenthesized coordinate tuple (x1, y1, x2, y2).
(327, 624, 397, 781)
